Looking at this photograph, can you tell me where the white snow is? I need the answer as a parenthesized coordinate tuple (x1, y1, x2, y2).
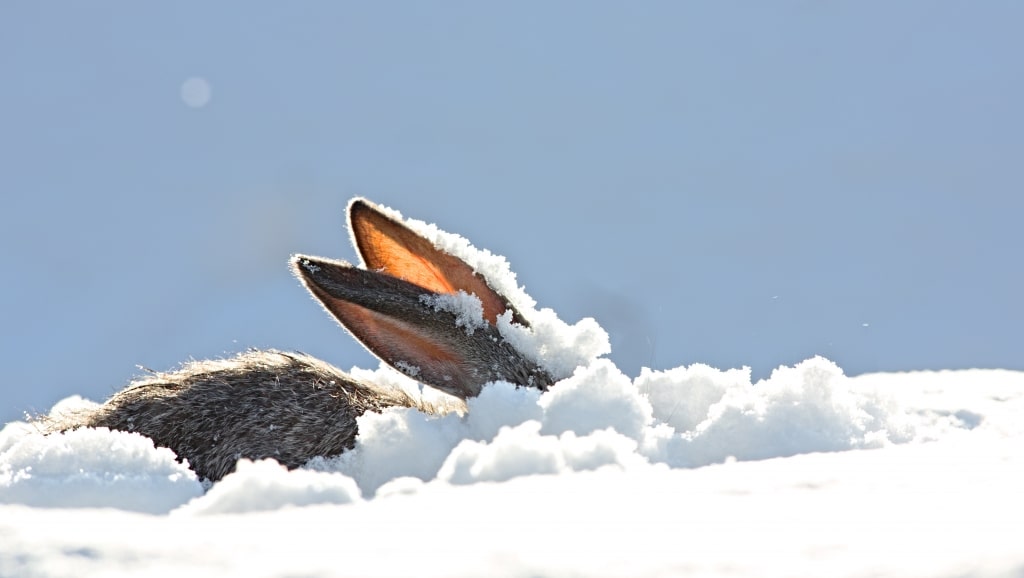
(3, 357, 1023, 578)
(3, 206, 1023, 577)
(2, 376, 1023, 578)
(0, 416, 202, 515)
(419, 291, 487, 335)
(174, 459, 361, 516)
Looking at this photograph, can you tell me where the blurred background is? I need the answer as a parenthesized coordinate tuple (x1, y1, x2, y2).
(2, 2, 1021, 423)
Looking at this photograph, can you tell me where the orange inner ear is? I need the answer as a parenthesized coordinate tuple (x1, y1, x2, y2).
(324, 296, 472, 396)
(355, 218, 457, 293)
(351, 209, 510, 325)
(329, 298, 459, 365)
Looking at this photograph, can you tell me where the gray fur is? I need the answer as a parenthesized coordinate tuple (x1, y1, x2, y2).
(42, 351, 425, 482)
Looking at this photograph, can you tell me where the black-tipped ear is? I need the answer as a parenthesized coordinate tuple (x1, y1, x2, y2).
(292, 255, 533, 399)
(347, 198, 528, 327)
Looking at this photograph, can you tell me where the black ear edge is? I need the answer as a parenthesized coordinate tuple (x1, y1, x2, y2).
(290, 253, 436, 305)
(346, 196, 397, 270)
(290, 254, 353, 276)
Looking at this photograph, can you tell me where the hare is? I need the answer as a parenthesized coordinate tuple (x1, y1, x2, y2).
(42, 198, 554, 482)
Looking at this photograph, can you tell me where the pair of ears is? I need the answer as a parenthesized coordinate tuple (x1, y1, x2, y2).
(291, 199, 538, 399)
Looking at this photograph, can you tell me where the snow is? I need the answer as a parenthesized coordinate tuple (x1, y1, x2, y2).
(0, 418, 201, 515)
(175, 459, 361, 516)
(419, 291, 487, 335)
(5, 358, 1022, 578)
(3, 206, 1024, 577)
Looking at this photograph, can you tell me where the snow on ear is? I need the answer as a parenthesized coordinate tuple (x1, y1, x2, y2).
(348, 197, 528, 327)
(292, 255, 497, 399)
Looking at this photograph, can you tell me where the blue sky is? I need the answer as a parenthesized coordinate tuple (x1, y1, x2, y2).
(1, 2, 1021, 422)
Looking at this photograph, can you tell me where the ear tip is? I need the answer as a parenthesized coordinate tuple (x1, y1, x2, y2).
(289, 255, 318, 279)
(289, 253, 315, 269)
(347, 198, 383, 240)
(348, 197, 375, 216)
(289, 255, 354, 278)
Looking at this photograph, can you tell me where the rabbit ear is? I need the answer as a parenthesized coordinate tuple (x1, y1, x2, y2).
(347, 198, 528, 327)
(292, 255, 544, 399)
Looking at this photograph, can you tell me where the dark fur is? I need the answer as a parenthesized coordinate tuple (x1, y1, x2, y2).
(42, 351, 431, 481)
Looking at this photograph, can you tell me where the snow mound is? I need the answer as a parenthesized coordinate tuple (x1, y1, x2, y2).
(308, 354, 921, 496)
(438, 421, 648, 484)
(0, 423, 201, 514)
(175, 458, 361, 516)
(639, 356, 917, 468)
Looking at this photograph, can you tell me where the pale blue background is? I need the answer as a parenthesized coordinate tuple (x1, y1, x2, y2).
(2, 2, 1021, 423)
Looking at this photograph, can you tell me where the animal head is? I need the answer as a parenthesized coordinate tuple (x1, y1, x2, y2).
(291, 198, 552, 400)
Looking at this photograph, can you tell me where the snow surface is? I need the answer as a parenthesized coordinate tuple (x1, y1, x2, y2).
(3, 366, 1023, 577)
(3, 205, 1023, 577)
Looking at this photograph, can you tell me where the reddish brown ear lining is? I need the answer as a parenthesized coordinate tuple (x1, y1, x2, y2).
(349, 200, 525, 326)
(318, 293, 477, 398)
(350, 214, 455, 293)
